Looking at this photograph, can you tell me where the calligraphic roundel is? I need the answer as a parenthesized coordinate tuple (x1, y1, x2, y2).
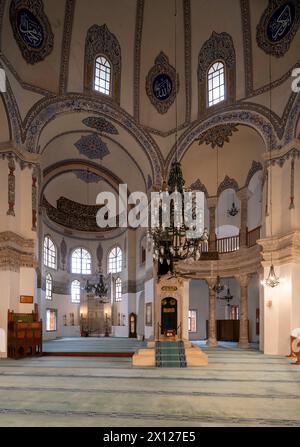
(256, 0, 300, 57)
(146, 52, 179, 114)
(10, 0, 54, 64)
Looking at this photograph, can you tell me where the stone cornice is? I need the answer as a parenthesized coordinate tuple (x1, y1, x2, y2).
(0, 143, 40, 166)
(176, 245, 262, 279)
(0, 231, 37, 271)
(261, 141, 300, 164)
(258, 231, 300, 265)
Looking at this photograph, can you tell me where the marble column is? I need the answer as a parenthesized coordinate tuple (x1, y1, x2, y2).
(207, 198, 217, 251)
(237, 273, 250, 348)
(206, 277, 218, 347)
(237, 188, 250, 247)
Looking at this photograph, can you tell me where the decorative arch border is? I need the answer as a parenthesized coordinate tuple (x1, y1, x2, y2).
(166, 104, 280, 172)
(245, 161, 263, 188)
(22, 94, 163, 184)
(40, 130, 148, 191)
(217, 176, 239, 197)
(84, 24, 121, 103)
(40, 159, 128, 205)
(190, 178, 208, 198)
(198, 32, 236, 115)
(284, 92, 300, 144)
(0, 61, 22, 144)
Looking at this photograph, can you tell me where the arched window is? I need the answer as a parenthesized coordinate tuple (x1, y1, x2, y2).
(207, 61, 225, 107)
(71, 248, 92, 274)
(46, 273, 53, 300)
(71, 280, 81, 304)
(94, 56, 111, 95)
(43, 236, 57, 269)
(108, 246, 122, 273)
(115, 277, 122, 302)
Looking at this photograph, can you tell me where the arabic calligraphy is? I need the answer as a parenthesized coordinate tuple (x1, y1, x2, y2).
(17, 9, 43, 49)
(153, 74, 173, 101)
(267, 2, 295, 42)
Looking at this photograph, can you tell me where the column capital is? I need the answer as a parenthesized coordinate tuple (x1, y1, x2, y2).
(237, 187, 251, 201)
(235, 273, 251, 287)
(207, 197, 217, 209)
(205, 277, 217, 290)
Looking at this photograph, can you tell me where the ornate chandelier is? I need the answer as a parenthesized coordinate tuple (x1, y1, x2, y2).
(148, 1, 204, 272)
(265, 264, 280, 288)
(264, 49, 279, 288)
(149, 161, 204, 270)
(85, 273, 109, 302)
(217, 286, 233, 304)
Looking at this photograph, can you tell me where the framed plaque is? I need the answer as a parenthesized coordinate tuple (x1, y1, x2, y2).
(20, 295, 33, 304)
(145, 303, 152, 326)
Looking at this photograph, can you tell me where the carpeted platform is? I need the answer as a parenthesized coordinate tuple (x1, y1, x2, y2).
(0, 342, 299, 427)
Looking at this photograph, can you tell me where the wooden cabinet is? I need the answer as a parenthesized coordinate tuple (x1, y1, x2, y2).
(7, 307, 42, 359)
(206, 320, 249, 342)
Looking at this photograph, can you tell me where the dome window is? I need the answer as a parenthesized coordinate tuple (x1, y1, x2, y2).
(207, 61, 225, 107)
(94, 56, 111, 96)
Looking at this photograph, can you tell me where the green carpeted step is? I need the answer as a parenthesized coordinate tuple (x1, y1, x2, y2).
(155, 341, 186, 368)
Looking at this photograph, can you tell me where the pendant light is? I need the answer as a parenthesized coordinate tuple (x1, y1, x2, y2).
(264, 49, 279, 288)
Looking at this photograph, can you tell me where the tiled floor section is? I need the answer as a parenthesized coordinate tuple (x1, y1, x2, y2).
(0, 340, 299, 427)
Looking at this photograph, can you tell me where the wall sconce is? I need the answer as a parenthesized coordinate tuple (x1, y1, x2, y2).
(266, 300, 272, 308)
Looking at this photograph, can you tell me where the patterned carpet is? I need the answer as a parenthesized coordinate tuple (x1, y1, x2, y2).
(0, 339, 299, 427)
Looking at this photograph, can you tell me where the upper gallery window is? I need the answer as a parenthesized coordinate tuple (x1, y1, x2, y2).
(43, 236, 57, 269)
(207, 61, 225, 107)
(45, 273, 53, 300)
(71, 248, 92, 275)
(115, 277, 122, 302)
(108, 246, 122, 274)
(71, 280, 81, 304)
(94, 56, 111, 95)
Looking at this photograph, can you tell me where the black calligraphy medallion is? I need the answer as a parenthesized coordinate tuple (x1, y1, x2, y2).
(153, 73, 173, 101)
(146, 52, 179, 114)
(10, 0, 54, 64)
(257, 0, 300, 57)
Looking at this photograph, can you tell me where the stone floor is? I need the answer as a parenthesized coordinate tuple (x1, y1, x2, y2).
(0, 339, 299, 427)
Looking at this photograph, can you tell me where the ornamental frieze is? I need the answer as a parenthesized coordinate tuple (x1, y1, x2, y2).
(9, 0, 54, 64)
(256, 0, 300, 58)
(42, 196, 118, 233)
(146, 52, 179, 114)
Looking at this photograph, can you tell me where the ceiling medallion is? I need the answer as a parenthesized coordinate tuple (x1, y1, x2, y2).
(198, 124, 239, 149)
(73, 170, 103, 184)
(74, 133, 110, 160)
(9, 0, 54, 64)
(146, 52, 179, 114)
(82, 117, 118, 135)
(256, 0, 300, 57)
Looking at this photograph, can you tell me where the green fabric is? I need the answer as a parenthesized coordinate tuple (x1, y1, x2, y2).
(13, 314, 34, 322)
(155, 341, 186, 368)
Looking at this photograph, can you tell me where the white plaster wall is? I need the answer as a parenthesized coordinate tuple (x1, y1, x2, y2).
(40, 290, 80, 341)
(144, 278, 154, 340)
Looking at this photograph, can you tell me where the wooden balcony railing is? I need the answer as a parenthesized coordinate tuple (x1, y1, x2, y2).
(216, 235, 240, 253)
(247, 226, 261, 248)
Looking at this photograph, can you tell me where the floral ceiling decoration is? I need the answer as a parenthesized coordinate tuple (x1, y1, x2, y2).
(197, 124, 239, 149)
(73, 170, 103, 184)
(74, 133, 110, 160)
(82, 117, 118, 135)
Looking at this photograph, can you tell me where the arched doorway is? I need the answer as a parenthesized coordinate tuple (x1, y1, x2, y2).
(161, 297, 177, 336)
(129, 313, 137, 338)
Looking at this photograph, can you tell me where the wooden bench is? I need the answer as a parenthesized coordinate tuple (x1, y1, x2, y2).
(7, 306, 42, 359)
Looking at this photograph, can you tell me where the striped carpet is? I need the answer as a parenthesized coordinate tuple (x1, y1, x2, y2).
(0, 339, 299, 427)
